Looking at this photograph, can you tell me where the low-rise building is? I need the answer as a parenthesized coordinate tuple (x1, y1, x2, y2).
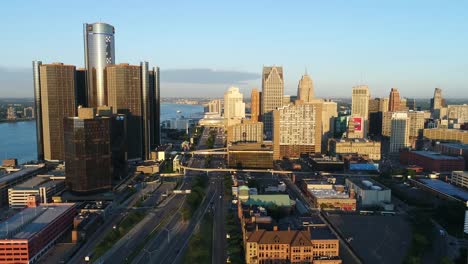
(136, 161, 161, 174)
(328, 138, 381, 160)
(423, 128, 468, 144)
(345, 178, 391, 207)
(244, 194, 295, 208)
(173, 155, 182, 173)
(8, 175, 65, 208)
(435, 143, 468, 169)
(400, 150, 465, 172)
(450, 171, 468, 189)
(228, 143, 273, 169)
(304, 181, 356, 211)
(0, 203, 77, 264)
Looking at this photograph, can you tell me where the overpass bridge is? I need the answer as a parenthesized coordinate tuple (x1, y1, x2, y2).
(178, 164, 294, 175)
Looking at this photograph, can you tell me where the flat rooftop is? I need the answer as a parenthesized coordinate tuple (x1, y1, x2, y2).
(411, 151, 465, 161)
(308, 188, 349, 199)
(0, 203, 75, 239)
(331, 138, 379, 144)
(0, 165, 45, 185)
(347, 178, 389, 191)
(309, 226, 337, 240)
(418, 179, 468, 201)
(438, 143, 468, 150)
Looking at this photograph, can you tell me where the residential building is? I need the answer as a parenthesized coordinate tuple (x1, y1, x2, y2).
(390, 112, 410, 153)
(408, 110, 425, 147)
(227, 121, 263, 144)
(450, 171, 468, 189)
(447, 104, 468, 123)
(84, 22, 115, 107)
(32, 62, 77, 161)
(297, 73, 314, 102)
(0, 203, 77, 264)
(273, 101, 322, 159)
(251, 88, 261, 122)
(64, 108, 112, 194)
(6, 107, 16, 120)
(262, 66, 284, 138)
(207, 99, 222, 115)
(328, 138, 381, 160)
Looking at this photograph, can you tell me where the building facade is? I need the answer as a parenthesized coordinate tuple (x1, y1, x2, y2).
(423, 129, 468, 144)
(390, 112, 410, 153)
(273, 102, 322, 160)
(450, 171, 468, 189)
(351, 85, 370, 137)
(84, 22, 115, 107)
(297, 73, 314, 103)
(388, 88, 401, 112)
(251, 89, 261, 122)
(33, 62, 77, 161)
(328, 138, 381, 160)
(64, 108, 112, 193)
(262, 66, 284, 139)
(224, 86, 246, 120)
(207, 99, 222, 115)
(227, 121, 264, 144)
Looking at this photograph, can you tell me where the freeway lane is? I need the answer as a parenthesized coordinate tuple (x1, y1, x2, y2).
(212, 176, 227, 264)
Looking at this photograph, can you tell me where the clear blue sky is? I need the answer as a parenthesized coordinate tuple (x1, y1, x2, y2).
(0, 0, 467, 98)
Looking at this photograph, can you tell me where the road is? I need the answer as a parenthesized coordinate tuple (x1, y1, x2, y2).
(211, 175, 227, 264)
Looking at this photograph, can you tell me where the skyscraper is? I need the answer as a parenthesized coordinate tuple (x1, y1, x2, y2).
(76, 68, 87, 107)
(351, 85, 370, 137)
(297, 73, 314, 102)
(250, 88, 261, 122)
(262, 66, 284, 138)
(388, 88, 401, 112)
(33, 62, 77, 161)
(322, 100, 338, 151)
(390, 112, 410, 153)
(273, 101, 322, 159)
(64, 107, 111, 193)
(150, 66, 161, 148)
(106, 63, 159, 160)
(431, 88, 444, 112)
(206, 99, 222, 115)
(84, 22, 115, 107)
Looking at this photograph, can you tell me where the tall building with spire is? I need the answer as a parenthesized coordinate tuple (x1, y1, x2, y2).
(388, 88, 401, 112)
(351, 85, 370, 137)
(297, 73, 314, 102)
(261, 66, 284, 138)
(84, 22, 115, 107)
(250, 88, 261, 122)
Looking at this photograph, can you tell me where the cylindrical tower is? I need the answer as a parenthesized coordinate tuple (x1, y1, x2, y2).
(84, 22, 115, 107)
(32, 60, 44, 161)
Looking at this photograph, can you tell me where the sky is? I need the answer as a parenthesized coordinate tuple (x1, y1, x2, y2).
(0, 0, 467, 98)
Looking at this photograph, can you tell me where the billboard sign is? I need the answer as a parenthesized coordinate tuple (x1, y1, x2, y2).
(353, 117, 363, 132)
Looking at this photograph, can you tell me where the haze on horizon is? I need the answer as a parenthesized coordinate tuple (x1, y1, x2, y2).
(0, 1, 467, 99)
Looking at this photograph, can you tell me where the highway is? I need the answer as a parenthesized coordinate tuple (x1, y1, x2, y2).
(211, 174, 227, 264)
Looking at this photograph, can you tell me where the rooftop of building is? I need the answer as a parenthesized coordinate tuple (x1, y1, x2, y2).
(418, 179, 468, 202)
(346, 178, 389, 191)
(244, 194, 294, 207)
(452, 171, 468, 177)
(228, 143, 273, 151)
(246, 229, 313, 246)
(410, 151, 465, 160)
(308, 188, 350, 199)
(309, 226, 337, 240)
(0, 164, 45, 185)
(0, 203, 75, 240)
(437, 142, 468, 150)
(12, 176, 64, 190)
(424, 128, 468, 133)
(330, 138, 380, 144)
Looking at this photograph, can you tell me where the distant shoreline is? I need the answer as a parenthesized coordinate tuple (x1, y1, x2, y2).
(0, 118, 35, 123)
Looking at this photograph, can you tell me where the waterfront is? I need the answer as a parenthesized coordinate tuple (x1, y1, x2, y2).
(0, 103, 203, 164)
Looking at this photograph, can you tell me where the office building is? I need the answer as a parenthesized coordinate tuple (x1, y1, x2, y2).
(328, 138, 381, 160)
(399, 98, 408, 111)
(450, 171, 468, 189)
(206, 99, 222, 115)
(283, 95, 292, 106)
(435, 143, 468, 169)
(297, 73, 314, 102)
(76, 68, 87, 107)
(224, 86, 245, 124)
(379, 97, 389, 113)
(381, 111, 393, 137)
(33, 62, 77, 161)
(423, 129, 468, 144)
(261, 66, 284, 138)
(346, 116, 365, 139)
(431, 88, 445, 114)
(447, 104, 468, 123)
(250, 88, 261, 122)
(351, 85, 370, 137)
(388, 88, 401, 112)
(406, 98, 416, 111)
(227, 121, 263, 144)
(322, 101, 338, 151)
(273, 101, 322, 159)
(0, 203, 76, 264)
(64, 108, 111, 194)
(227, 143, 273, 169)
(345, 178, 391, 207)
(368, 98, 380, 114)
(84, 22, 115, 107)
(303, 180, 356, 211)
(106, 62, 159, 160)
(390, 112, 410, 153)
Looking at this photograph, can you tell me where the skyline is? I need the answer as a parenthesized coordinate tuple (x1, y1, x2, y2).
(1, 1, 467, 98)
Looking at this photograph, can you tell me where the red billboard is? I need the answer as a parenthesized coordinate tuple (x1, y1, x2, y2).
(352, 117, 363, 132)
